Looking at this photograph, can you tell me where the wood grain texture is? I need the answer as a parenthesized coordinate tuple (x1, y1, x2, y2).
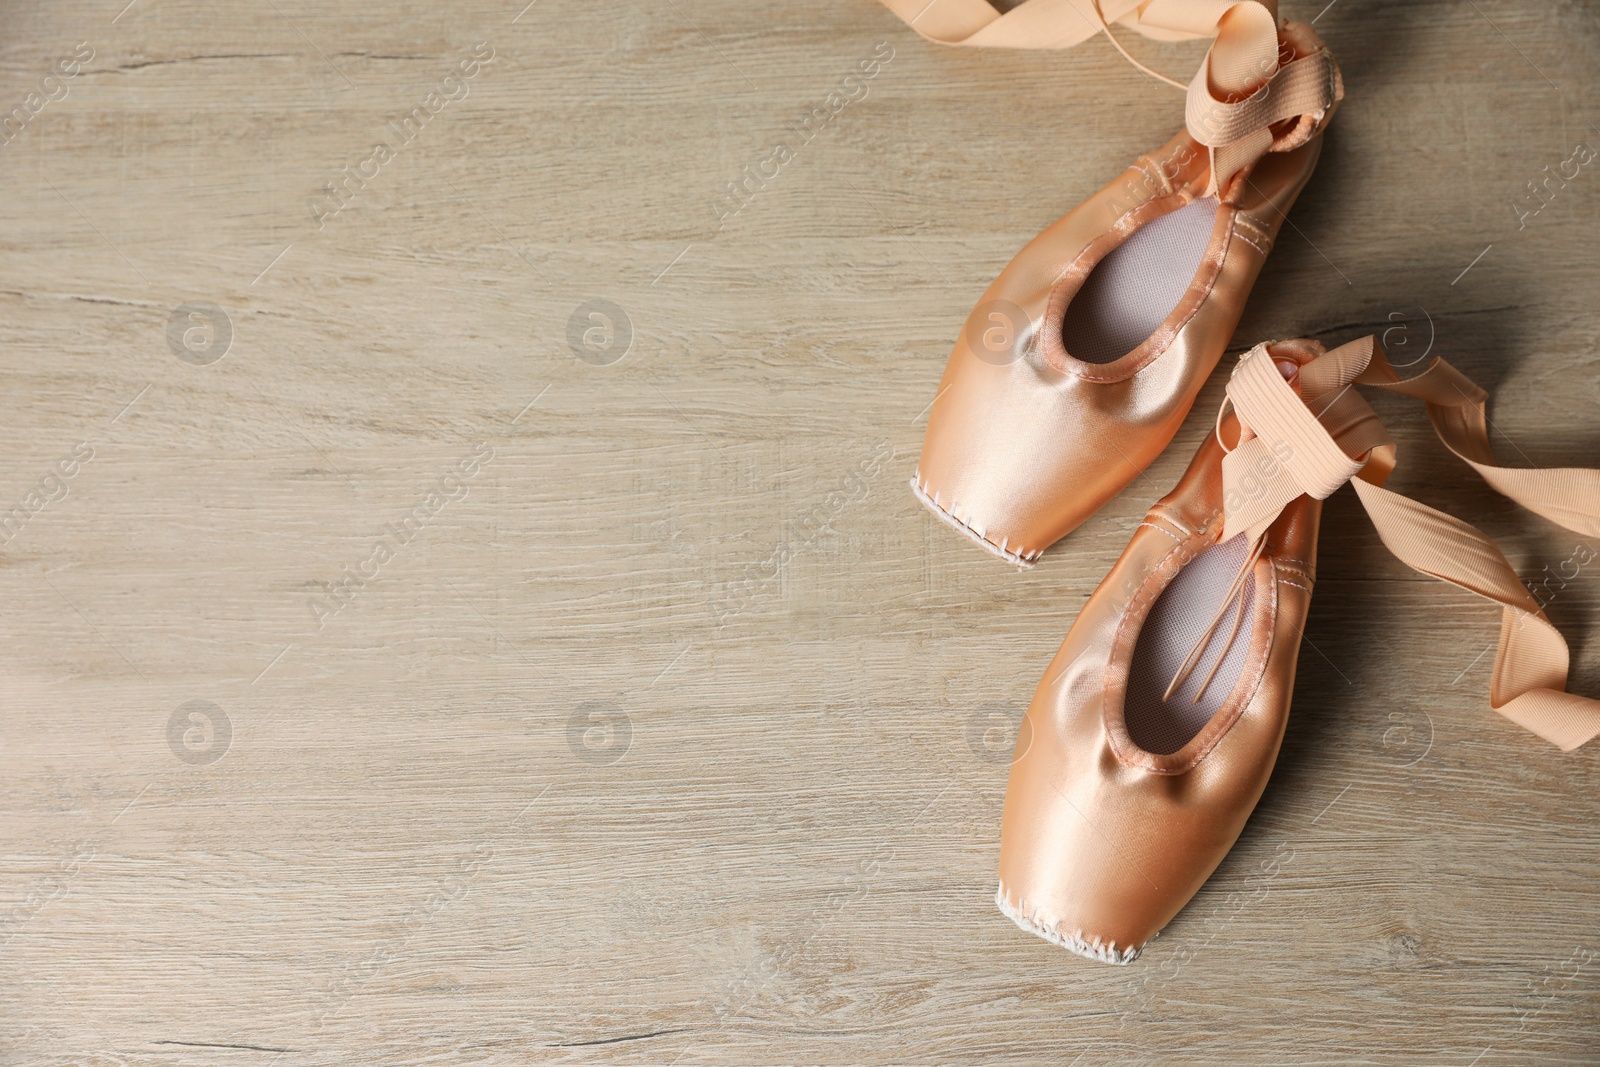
(1, 0, 1598, 1063)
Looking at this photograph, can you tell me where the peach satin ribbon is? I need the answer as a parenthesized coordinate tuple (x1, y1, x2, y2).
(1219, 337, 1600, 751)
(872, 0, 1341, 194)
(874, 0, 1252, 50)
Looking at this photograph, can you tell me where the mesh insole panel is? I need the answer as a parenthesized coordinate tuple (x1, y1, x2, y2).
(1061, 197, 1220, 365)
(1124, 534, 1257, 755)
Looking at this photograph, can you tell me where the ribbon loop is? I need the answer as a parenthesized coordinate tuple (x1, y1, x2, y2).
(1217, 335, 1600, 751)
(1185, 24, 1343, 194)
(1220, 343, 1369, 542)
(875, 0, 1340, 194)
(874, 0, 1257, 50)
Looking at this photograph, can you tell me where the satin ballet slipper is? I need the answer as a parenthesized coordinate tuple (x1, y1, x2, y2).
(997, 337, 1600, 963)
(909, 14, 1342, 567)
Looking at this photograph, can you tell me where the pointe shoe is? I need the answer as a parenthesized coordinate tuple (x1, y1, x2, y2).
(912, 18, 1343, 567)
(997, 337, 1600, 963)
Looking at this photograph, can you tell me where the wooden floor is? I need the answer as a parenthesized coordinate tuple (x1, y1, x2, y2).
(3, 0, 1599, 1063)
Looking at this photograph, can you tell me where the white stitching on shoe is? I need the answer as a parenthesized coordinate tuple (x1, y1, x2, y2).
(1137, 520, 1184, 543)
(995, 886, 1143, 965)
(910, 474, 1037, 569)
(1232, 213, 1275, 256)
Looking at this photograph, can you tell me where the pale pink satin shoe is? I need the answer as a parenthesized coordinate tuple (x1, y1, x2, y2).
(997, 336, 1600, 962)
(882, 0, 1343, 566)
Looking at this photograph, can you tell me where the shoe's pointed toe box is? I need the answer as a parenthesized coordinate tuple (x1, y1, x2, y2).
(913, 294, 1208, 566)
(996, 677, 1277, 960)
(912, 131, 1330, 565)
(995, 454, 1322, 960)
(914, 354, 1140, 566)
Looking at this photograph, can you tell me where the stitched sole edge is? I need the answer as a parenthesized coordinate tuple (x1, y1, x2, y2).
(909, 474, 1039, 570)
(995, 885, 1144, 965)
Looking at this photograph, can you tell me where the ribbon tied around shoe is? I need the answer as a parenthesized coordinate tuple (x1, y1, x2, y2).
(1184, 16, 1343, 194)
(874, 0, 1343, 195)
(1206, 336, 1600, 751)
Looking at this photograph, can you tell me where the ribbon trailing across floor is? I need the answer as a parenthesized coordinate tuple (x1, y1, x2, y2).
(1214, 336, 1600, 751)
